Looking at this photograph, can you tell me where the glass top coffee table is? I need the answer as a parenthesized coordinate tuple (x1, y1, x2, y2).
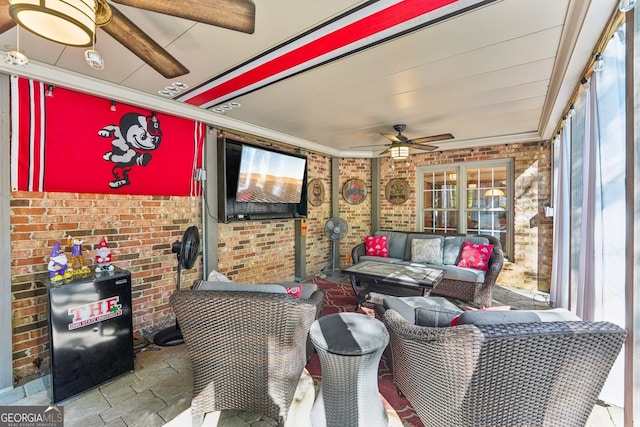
(342, 261, 445, 310)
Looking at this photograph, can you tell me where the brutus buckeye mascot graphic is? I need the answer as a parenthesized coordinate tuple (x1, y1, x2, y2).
(99, 112, 162, 189)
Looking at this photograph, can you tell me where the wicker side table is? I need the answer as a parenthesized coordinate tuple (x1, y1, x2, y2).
(310, 312, 389, 427)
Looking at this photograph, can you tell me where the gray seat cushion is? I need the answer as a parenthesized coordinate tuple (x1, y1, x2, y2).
(393, 263, 486, 283)
(443, 236, 465, 265)
(383, 296, 462, 327)
(194, 281, 318, 299)
(441, 265, 486, 283)
(456, 308, 580, 326)
(194, 281, 288, 294)
(374, 231, 408, 259)
(463, 235, 491, 245)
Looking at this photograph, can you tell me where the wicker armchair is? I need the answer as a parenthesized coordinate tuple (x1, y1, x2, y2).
(382, 308, 626, 427)
(170, 289, 323, 426)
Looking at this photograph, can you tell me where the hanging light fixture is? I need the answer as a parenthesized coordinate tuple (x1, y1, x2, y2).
(390, 145, 410, 160)
(9, 0, 98, 47)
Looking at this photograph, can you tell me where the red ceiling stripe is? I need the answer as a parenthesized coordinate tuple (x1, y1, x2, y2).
(183, 0, 457, 107)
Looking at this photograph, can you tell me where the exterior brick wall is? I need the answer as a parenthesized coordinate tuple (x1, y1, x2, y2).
(217, 220, 297, 282)
(10, 191, 201, 382)
(379, 159, 416, 230)
(304, 152, 333, 276)
(338, 158, 372, 267)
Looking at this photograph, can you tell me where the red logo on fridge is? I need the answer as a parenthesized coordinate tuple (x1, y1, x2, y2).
(67, 296, 123, 330)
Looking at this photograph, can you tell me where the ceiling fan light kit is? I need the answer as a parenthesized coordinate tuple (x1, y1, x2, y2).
(9, 0, 98, 47)
(390, 145, 410, 160)
(371, 124, 453, 158)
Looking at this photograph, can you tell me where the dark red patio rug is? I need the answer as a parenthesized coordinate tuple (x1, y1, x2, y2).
(304, 276, 424, 427)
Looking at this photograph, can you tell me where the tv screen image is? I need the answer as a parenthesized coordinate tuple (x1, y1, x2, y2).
(236, 145, 307, 203)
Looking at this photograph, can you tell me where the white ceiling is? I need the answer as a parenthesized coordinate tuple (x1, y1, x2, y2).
(0, 0, 618, 157)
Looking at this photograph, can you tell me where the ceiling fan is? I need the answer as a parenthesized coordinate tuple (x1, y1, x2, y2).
(354, 124, 454, 158)
(0, 0, 256, 78)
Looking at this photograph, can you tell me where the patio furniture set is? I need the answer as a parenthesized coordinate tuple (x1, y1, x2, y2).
(350, 231, 504, 308)
(170, 233, 626, 427)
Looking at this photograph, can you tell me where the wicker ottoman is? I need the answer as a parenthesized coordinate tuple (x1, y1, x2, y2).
(309, 312, 389, 427)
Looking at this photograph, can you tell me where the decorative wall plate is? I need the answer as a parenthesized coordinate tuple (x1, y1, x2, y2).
(308, 179, 325, 206)
(385, 178, 409, 205)
(342, 179, 367, 204)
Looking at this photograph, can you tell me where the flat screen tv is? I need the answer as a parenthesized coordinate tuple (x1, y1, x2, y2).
(236, 144, 307, 203)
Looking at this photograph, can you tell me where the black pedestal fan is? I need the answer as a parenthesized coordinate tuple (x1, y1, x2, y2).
(153, 225, 200, 346)
(324, 217, 348, 277)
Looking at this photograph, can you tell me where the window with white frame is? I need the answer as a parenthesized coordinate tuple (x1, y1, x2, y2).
(417, 159, 513, 259)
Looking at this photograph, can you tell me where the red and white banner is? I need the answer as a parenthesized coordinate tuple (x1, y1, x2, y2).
(178, 0, 460, 108)
(10, 76, 204, 196)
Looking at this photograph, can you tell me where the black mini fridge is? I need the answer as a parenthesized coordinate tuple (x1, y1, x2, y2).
(47, 267, 134, 403)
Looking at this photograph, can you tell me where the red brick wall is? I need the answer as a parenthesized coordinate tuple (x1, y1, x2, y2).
(305, 152, 333, 276)
(217, 220, 297, 281)
(338, 158, 372, 266)
(10, 191, 201, 381)
(511, 141, 553, 290)
(379, 159, 416, 229)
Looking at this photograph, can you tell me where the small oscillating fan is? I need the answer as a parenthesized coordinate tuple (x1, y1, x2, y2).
(324, 217, 348, 276)
(154, 225, 200, 346)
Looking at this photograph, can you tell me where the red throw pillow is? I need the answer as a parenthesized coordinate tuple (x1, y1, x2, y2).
(450, 314, 461, 326)
(457, 242, 494, 271)
(365, 235, 389, 257)
(285, 285, 302, 298)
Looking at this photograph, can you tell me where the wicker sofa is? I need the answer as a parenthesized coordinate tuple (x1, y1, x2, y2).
(382, 307, 627, 427)
(351, 231, 504, 307)
(171, 283, 324, 426)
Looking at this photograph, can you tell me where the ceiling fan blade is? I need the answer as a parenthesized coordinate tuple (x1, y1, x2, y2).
(0, 0, 16, 34)
(350, 143, 391, 149)
(111, 0, 255, 34)
(380, 133, 402, 143)
(411, 144, 439, 151)
(102, 5, 189, 79)
(411, 133, 454, 144)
